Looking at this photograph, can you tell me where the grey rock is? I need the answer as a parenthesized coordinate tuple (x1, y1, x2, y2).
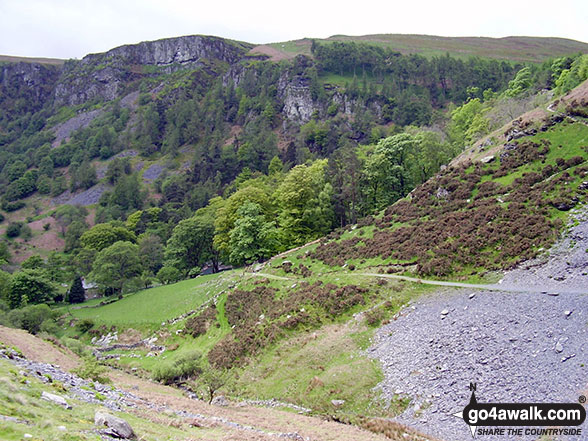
(211, 395, 229, 407)
(95, 410, 136, 439)
(331, 399, 345, 407)
(41, 391, 72, 409)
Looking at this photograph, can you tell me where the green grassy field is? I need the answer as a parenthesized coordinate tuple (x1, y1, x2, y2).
(67, 271, 237, 329)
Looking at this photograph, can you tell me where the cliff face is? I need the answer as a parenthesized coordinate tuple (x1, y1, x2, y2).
(54, 35, 252, 106)
(0, 62, 60, 114)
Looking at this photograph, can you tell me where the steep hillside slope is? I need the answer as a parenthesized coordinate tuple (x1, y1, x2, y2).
(303, 86, 588, 278)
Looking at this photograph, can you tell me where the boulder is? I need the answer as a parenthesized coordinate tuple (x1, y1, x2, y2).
(95, 411, 136, 439)
(41, 391, 71, 409)
(211, 395, 229, 407)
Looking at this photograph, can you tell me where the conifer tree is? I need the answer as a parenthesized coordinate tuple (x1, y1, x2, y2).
(68, 276, 86, 304)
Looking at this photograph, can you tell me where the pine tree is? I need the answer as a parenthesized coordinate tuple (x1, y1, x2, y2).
(68, 276, 86, 304)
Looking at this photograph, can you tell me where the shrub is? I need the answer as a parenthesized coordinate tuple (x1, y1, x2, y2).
(152, 351, 202, 385)
(60, 337, 89, 357)
(157, 266, 182, 284)
(76, 318, 95, 334)
(72, 358, 111, 384)
(5, 304, 59, 334)
(187, 267, 202, 278)
(5, 222, 22, 238)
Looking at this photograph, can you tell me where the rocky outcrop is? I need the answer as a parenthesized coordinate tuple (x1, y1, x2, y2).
(54, 35, 252, 106)
(278, 71, 316, 124)
(0, 62, 60, 113)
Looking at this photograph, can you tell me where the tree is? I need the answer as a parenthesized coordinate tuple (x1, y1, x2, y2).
(198, 363, 230, 404)
(0, 241, 11, 265)
(228, 202, 280, 266)
(80, 223, 136, 251)
(7, 270, 56, 309)
(449, 98, 489, 146)
(213, 187, 274, 261)
(157, 265, 182, 284)
(138, 234, 164, 274)
(274, 159, 334, 247)
(328, 145, 361, 226)
(504, 67, 532, 97)
(89, 241, 142, 294)
(54, 205, 88, 236)
(64, 220, 88, 251)
(21, 255, 45, 270)
(165, 212, 217, 273)
(68, 276, 86, 304)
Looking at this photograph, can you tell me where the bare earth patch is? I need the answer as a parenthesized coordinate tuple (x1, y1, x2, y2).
(249, 45, 294, 62)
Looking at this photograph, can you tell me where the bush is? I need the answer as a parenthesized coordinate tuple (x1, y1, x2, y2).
(39, 318, 60, 335)
(187, 266, 202, 278)
(2, 201, 25, 212)
(152, 351, 202, 385)
(157, 265, 182, 284)
(6, 304, 58, 334)
(76, 318, 95, 334)
(60, 337, 89, 357)
(72, 358, 111, 384)
(5, 222, 22, 238)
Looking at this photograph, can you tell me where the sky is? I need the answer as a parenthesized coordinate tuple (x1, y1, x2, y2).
(0, 0, 587, 59)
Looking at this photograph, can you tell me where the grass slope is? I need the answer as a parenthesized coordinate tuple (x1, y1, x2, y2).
(267, 34, 588, 63)
(67, 271, 237, 329)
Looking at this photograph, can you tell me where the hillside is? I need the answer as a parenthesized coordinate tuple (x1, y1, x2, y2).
(0, 32, 587, 440)
(261, 34, 588, 62)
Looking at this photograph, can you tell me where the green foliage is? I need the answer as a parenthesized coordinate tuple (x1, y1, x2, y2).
(554, 54, 588, 95)
(67, 276, 86, 304)
(7, 270, 56, 309)
(21, 255, 45, 270)
(5, 304, 58, 334)
(156, 265, 182, 284)
(60, 336, 90, 357)
(0, 241, 9, 264)
(80, 223, 136, 251)
(165, 212, 216, 273)
(54, 205, 88, 235)
(75, 318, 95, 333)
(89, 241, 142, 294)
(72, 358, 111, 384)
(5, 222, 22, 238)
(152, 351, 202, 385)
(138, 234, 164, 274)
(504, 67, 532, 97)
(449, 98, 490, 146)
(274, 159, 334, 247)
(64, 219, 88, 251)
(228, 202, 280, 265)
(197, 363, 230, 404)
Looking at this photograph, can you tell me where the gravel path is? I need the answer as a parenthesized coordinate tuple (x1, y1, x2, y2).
(368, 208, 588, 440)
